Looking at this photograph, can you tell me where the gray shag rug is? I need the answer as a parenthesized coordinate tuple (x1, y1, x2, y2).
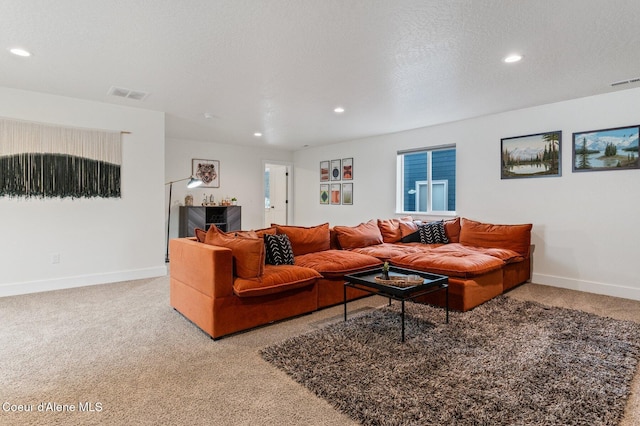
(261, 296, 640, 426)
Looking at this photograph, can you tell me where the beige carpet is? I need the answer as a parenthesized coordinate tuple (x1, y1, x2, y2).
(1, 276, 639, 426)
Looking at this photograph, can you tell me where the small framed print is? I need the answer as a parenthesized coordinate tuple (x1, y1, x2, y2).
(320, 161, 330, 181)
(342, 183, 353, 205)
(342, 158, 353, 180)
(193, 159, 220, 187)
(320, 184, 329, 204)
(330, 159, 341, 181)
(330, 183, 341, 204)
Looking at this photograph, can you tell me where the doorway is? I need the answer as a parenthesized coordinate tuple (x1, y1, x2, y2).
(264, 162, 291, 227)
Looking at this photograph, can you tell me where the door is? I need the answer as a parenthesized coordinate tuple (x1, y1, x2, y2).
(264, 163, 289, 227)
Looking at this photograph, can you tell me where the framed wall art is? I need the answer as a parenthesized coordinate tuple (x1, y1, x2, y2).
(193, 159, 220, 187)
(572, 125, 639, 172)
(320, 184, 329, 204)
(320, 161, 330, 181)
(342, 157, 353, 180)
(501, 131, 561, 179)
(330, 183, 341, 204)
(330, 159, 341, 181)
(342, 183, 353, 205)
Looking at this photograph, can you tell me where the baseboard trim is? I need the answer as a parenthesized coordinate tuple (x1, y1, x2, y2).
(532, 273, 640, 302)
(0, 266, 168, 298)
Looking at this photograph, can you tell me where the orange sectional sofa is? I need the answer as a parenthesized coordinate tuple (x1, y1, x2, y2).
(170, 217, 532, 339)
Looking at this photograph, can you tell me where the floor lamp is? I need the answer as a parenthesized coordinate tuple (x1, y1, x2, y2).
(165, 176, 203, 263)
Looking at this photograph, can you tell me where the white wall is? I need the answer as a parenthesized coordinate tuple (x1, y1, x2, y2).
(0, 87, 166, 296)
(294, 87, 640, 301)
(165, 138, 292, 246)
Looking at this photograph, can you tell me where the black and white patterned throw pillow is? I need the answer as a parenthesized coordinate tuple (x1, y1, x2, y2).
(417, 221, 449, 244)
(264, 234, 295, 265)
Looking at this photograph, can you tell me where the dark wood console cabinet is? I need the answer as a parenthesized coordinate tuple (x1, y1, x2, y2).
(178, 206, 241, 237)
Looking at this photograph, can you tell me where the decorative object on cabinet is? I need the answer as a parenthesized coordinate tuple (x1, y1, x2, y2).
(320, 161, 330, 181)
(165, 176, 203, 262)
(320, 184, 329, 204)
(192, 159, 220, 187)
(342, 157, 353, 180)
(178, 206, 241, 237)
(342, 183, 353, 205)
(572, 125, 639, 172)
(501, 131, 561, 179)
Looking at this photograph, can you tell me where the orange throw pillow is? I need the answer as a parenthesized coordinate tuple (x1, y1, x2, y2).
(459, 218, 532, 257)
(333, 220, 384, 250)
(398, 221, 419, 238)
(274, 223, 330, 256)
(377, 216, 414, 243)
(443, 217, 461, 243)
(203, 226, 265, 279)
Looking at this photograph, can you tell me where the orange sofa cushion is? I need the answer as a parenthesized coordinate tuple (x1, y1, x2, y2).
(194, 227, 207, 242)
(459, 218, 532, 257)
(398, 217, 460, 243)
(233, 265, 320, 297)
(399, 221, 419, 239)
(196, 226, 277, 242)
(351, 243, 423, 261)
(295, 249, 382, 278)
(443, 217, 461, 243)
(333, 220, 384, 249)
(203, 226, 265, 279)
(275, 223, 330, 256)
(254, 226, 277, 237)
(390, 251, 504, 278)
(431, 243, 523, 263)
(377, 216, 413, 243)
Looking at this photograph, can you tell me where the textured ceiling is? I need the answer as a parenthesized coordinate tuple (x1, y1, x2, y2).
(2, 0, 640, 150)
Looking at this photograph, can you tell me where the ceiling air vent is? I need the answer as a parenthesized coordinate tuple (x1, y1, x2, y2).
(610, 77, 640, 87)
(108, 86, 149, 101)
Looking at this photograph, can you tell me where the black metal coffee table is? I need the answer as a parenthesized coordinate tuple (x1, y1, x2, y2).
(344, 265, 449, 342)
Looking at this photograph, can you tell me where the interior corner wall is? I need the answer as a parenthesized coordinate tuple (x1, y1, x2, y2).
(293, 87, 640, 302)
(164, 138, 293, 245)
(0, 87, 166, 297)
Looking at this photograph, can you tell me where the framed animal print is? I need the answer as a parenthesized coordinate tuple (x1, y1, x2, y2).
(192, 159, 220, 188)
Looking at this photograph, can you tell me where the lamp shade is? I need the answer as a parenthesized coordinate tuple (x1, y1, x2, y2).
(187, 177, 203, 189)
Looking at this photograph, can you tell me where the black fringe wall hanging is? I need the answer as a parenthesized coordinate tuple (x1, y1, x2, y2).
(0, 118, 122, 199)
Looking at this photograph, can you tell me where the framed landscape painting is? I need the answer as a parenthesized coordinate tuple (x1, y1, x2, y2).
(572, 125, 640, 172)
(501, 131, 561, 179)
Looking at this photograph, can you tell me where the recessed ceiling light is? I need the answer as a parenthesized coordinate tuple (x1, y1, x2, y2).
(334, 106, 345, 114)
(503, 54, 523, 63)
(9, 47, 31, 57)
(203, 112, 214, 119)
(254, 132, 262, 137)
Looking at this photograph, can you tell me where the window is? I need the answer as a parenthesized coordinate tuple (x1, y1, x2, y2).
(397, 146, 456, 214)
